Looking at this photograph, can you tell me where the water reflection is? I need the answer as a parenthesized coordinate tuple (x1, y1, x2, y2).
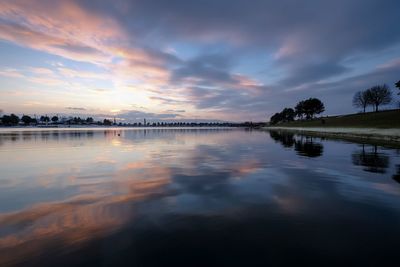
(270, 130, 324, 157)
(393, 165, 400, 183)
(0, 128, 399, 266)
(269, 130, 295, 147)
(352, 144, 390, 173)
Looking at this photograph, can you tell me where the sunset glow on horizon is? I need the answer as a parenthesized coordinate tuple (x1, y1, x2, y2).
(0, 0, 399, 122)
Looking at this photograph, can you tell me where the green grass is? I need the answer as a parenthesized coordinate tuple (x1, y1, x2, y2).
(274, 109, 400, 128)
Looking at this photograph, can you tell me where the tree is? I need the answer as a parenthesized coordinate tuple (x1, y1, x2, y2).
(281, 108, 295, 122)
(21, 115, 33, 125)
(51, 116, 59, 123)
(10, 114, 19, 125)
(395, 80, 400, 95)
(270, 112, 283, 125)
(295, 101, 305, 119)
(103, 119, 112, 126)
(269, 107, 295, 125)
(40, 115, 50, 123)
(366, 84, 392, 112)
(2, 114, 20, 125)
(352, 90, 370, 113)
(86, 117, 94, 124)
(296, 98, 324, 119)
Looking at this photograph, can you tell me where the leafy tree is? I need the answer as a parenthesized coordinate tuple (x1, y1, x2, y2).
(270, 108, 295, 125)
(21, 115, 33, 125)
(270, 112, 283, 125)
(40, 115, 50, 123)
(2, 114, 19, 125)
(86, 117, 94, 123)
(304, 98, 325, 118)
(366, 84, 392, 112)
(281, 108, 295, 122)
(396, 80, 400, 95)
(295, 100, 305, 119)
(295, 98, 324, 119)
(353, 90, 371, 113)
(10, 114, 19, 125)
(51, 116, 59, 123)
(103, 119, 112, 126)
(1, 115, 11, 125)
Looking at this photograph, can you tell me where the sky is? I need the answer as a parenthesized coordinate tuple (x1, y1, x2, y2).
(0, 0, 399, 122)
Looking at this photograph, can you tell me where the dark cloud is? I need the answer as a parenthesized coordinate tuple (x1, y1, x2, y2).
(281, 62, 350, 87)
(51, 43, 103, 55)
(149, 96, 188, 105)
(171, 54, 236, 85)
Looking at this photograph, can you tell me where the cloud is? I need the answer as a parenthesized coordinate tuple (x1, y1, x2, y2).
(0, 21, 110, 64)
(66, 107, 86, 111)
(0, 68, 25, 78)
(1, 0, 400, 120)
(166, 109, 185, 113)
(116, 109, 182, 120)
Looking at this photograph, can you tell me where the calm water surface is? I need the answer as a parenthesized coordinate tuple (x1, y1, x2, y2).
(0, 128, 399, 266)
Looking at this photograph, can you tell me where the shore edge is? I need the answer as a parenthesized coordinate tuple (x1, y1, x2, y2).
(263, 127, 400, 143)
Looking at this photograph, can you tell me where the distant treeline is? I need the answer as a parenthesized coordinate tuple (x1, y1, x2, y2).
(0, 114, 264, 128)
(270, 80, 400, 125)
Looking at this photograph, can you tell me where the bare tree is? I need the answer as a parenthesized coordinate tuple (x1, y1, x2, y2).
(352, 91, 370, 113)
(366, 84, 392, 112)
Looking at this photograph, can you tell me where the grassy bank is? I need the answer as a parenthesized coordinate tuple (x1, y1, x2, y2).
(274, 109, 400, 128)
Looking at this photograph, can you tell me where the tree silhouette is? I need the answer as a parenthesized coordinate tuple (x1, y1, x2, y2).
(270, 108, 296, 125)
(51, 116, 59, 123)
(366, 84, 392, 112)
(103, 119, 112, 126)
(2, 114, 20, 125)
(395, 80, 400, 94)
(295, 98, 325, 119)
(21, 115, 33, 125)
(10, 114, 19, 125)
(295, 100, 305, 119)
(281, 108, 295, 121)
(352, 90, 370, 113)
(40, 115, 50, 123)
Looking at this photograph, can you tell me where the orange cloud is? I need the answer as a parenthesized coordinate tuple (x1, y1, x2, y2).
(0, 0, 123, 64)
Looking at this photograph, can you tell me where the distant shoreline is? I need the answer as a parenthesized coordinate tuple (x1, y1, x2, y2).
(0, 126, 247, 132)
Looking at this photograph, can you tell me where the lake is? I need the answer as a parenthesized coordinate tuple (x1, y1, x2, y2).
(0, 128, 399, 266)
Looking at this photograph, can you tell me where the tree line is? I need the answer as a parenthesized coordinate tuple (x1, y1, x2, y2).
(0, 113, 263, 127)
(0, 114, 97, 126)
(270, 98, 325, 125)
(352, 84, 394, 112)
(270, 80, 399, 125)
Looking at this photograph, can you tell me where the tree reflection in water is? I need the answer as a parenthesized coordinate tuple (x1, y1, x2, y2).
(269, 131, 323, 158)
(352, 144, 390, 174)
(269, 131, 295, 148)
(392, 165, 400, 183)
(294, 136, 324, 158)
